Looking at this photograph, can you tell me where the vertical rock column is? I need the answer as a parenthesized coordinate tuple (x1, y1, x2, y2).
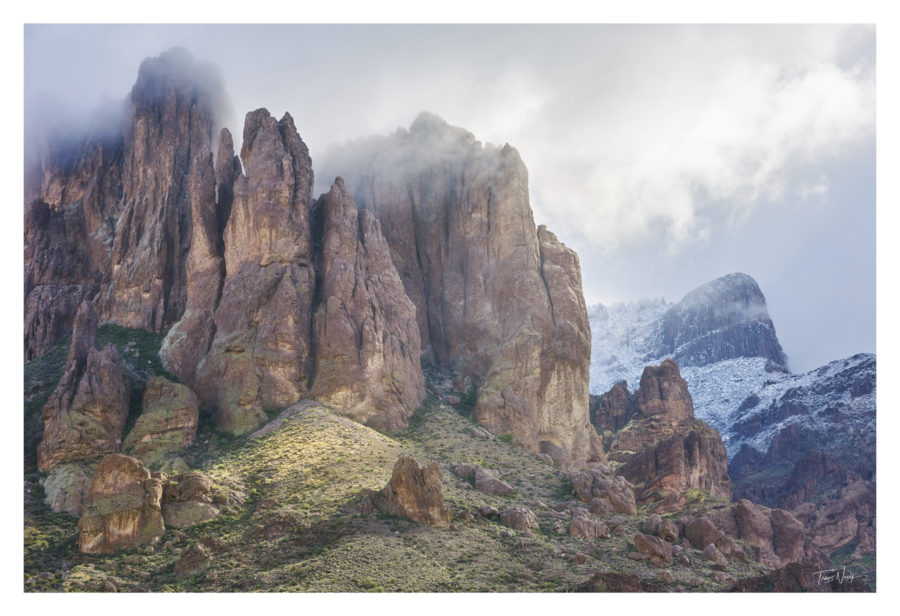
(309, 178, 425, 431)
(193, 110, 316, 435)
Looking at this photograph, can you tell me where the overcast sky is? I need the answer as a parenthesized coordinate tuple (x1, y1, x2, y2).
(24, 24, 875, 373)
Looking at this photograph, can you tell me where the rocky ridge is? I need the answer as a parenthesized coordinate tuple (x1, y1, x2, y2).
(592, 359, 732, 513)
(321, 112, 601, 467)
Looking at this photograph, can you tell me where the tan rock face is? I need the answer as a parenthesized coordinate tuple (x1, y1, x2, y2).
(41, 462, 96, 516)
(374, 456, 451, 528)
(161, 472, 221, 528)
(309, 179, 425, 431)
(122, 377, 199, 467)
(568, 468, 637, 515)
(331, 113, 599, 468)
(25, 49, 229, 359)
(37, 301, 129, 472)
(193, 110, 316, 435)
(76, 454, 165, 554)
(159, 128, 238, 385)
(633, 532, 673, 567)
(597, 360, 733, 513)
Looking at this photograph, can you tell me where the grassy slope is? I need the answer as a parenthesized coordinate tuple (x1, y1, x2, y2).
(25, 326, 775, 592)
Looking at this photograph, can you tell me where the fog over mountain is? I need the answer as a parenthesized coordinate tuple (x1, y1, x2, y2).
(24, 24, 875, 372)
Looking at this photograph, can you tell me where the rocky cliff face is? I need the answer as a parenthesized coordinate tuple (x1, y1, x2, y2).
(37, 301, 130, 472)
(29, 53, 609, 468)
(325, 112, 600, 467)
(25, 48, 228, 360)
(594, 360, 732, 512)
(309, 179, 425, 431)
(588, 273, 787, 397)
(659, 273, 787, 368)
(589, 274, 876, 561)
(191, 110, 317, 435)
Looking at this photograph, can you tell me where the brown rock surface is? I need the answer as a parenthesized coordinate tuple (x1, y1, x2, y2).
(41, 462, 96, 516)
(174, 542, 211, 576)
(25, 49, 230, 362)
(792, 479, 875, 556)
(93, 49, 225, 332)
(568, 468, 637, 515)
(684, 516, 723, 549)
(122, 377, 199, 467)
(589, 381, 634, 433)
(473, 466, 514, 496)
(703, 543, 728, 567)
(374, 456, 450, 527)
(500, 507, 539, 531)
(633, 532, 673, 567)
(331, 113, 600, 467)
(37, 301, 129, 472)
(308, 178, 425, 430)
(193, 109, 316, 435)
(160, 128, 238, 385)
(570, 512, 610, 540)
(76, 454, 165, 554)
(704, 499, 829, 568)
(597, 360, 732, 513)
(161, 472, 221, 528)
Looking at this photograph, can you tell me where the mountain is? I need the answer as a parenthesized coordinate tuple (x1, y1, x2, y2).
(589, 273, 876, 566)
(24, 49, 873, 593)
(26, 50, 597, 467)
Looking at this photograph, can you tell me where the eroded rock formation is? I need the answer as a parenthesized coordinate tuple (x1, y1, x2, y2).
(77, 454, 165, 554)
(327, 112, 601, 467)
(25, 48, 229, 360)
(371, 456, 451, 527)
(594, 360, 732, 513)
(37, 301, 129, 472)
(703, 499, 829, 568)
(122, 376, 199, 467)
(309, 179, 425, 430)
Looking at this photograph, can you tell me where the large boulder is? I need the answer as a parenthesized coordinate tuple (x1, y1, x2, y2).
(308, 178, 425, 430)
(329, 113, 602, 468)
(161, 472, 221, 528)
(372, 456, 450, 528)
(500, 507, 539, 531)
(633, 532, 673, 567)
(122, 377, 199, 467)
(685, 516, 723, 549)
(570, 511, 610, 540)
(473, 466, 514, 496)
(568, 468, 637, 515)
(37, 301, 129, 472)
(41, 462, 95, 516)
(76, 454, 165, 554)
